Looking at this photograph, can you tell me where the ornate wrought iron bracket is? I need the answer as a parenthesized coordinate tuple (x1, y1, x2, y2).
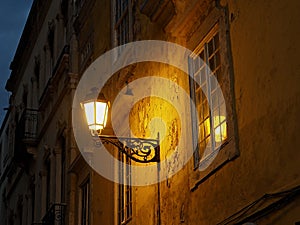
(95, 134, 160, 163)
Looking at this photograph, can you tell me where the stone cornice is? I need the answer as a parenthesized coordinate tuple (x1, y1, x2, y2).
(5, 0, 52, 93)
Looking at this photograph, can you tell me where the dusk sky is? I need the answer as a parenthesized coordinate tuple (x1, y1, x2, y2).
(0, 0, 32, 125)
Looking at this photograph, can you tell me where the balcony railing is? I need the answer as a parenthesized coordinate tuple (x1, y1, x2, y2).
(14, 108, 38, 161)
(32, 203, 66, 225)
(43, 203, 66, 225)
(18, 108, 38, 143)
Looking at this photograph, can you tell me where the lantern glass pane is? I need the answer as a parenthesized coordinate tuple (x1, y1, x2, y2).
(84, 102, 95, 126)
(96, 101, 108, 126)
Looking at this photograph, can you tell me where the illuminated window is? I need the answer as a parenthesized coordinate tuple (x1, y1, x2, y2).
(189, 24, 228, 168)
(118, 153, 132, 225)
(188, 8, 239, 187)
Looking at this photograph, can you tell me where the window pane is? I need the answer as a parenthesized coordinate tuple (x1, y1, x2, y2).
(208, 39, 214, 56)
(203, 136, 212, 157)
(214, 34, 219, 49)
(211, 91, 219, 110)
(209, 56, 216, 71)
(195, 89, 200, 106)
(202, 100, 209, 119)
(215, 51, 221, 68)
(200, 68, 206, 84)
(199, 51, 205, 61)
(193, 56, 201, 72)
(194, 73, 201, 90)
(210, 74, 217, 91)
(215, 120, 227, 143)
(115, 0, 130, 46)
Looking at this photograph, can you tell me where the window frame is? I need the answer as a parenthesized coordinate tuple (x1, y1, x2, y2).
(60, 137, 66, 203)
(189, 23, 228, 169)
(45, 158, 51, 210)
(187, 7, 239, 190)
(113, 0, 134, 47)
(79, 31, 94, 73)
(118, 152, 132, 225)
(80, 177, 90, 225)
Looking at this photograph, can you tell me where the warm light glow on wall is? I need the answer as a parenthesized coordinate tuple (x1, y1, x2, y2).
(129, 96, 181, 159)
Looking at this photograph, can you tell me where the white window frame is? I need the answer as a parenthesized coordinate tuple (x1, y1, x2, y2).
(189, 23, 228, 169)
(188, 8, 239, 190)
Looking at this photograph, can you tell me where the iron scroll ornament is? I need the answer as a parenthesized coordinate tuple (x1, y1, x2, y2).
(93, 135, 160, 163)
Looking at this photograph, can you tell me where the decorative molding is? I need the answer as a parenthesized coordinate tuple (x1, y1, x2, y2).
(43, 145, 51, 162)
(165, 0, 215, 37)
(73, 0, 96, 36)
(5, 0, 52, 93)
(140, 0, 176, 28)
(67, 73, 79, 90)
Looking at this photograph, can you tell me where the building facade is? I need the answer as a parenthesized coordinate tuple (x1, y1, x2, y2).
(0, 0, 300, 225)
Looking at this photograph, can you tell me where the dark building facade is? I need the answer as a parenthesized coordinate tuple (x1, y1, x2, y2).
(0, 0, 300, 225)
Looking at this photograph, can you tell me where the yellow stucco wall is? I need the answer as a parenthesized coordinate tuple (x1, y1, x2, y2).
(82, 0, 300, 224)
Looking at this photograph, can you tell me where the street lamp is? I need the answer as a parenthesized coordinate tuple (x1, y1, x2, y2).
(81, 88, 160, 163)
(81, 88, 110, 136)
